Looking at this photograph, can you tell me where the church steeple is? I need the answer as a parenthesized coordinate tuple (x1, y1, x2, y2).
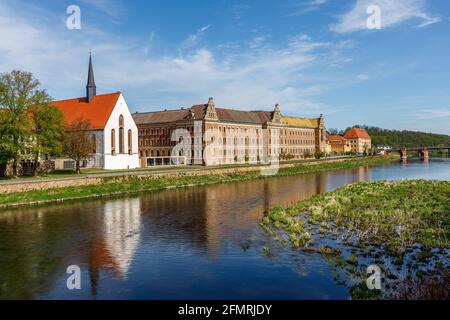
(86, 52, 96, 103)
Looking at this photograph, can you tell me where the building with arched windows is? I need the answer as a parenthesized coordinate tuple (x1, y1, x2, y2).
(51, 54, 140, 170)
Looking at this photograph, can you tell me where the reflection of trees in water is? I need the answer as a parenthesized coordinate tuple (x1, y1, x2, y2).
(136, 174, 330, 257)
(0, 198, 142, 299)
(0, 207, 80, 299)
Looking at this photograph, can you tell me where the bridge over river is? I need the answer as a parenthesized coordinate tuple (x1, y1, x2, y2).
(387, 146, 450, 160)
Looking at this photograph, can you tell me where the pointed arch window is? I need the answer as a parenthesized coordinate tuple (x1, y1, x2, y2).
(92, 134, 97, 153)
(119, 115, 124, 154)
(111, 129, 116, 155)
(128, 129, 132, 155)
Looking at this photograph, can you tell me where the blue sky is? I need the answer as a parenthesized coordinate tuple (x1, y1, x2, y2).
(1, 0, 449, 134)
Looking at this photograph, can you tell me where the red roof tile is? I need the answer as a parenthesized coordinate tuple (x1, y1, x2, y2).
(327, 134, 345, 141)
(133, 109, 190, 124)
(190, 104, 273, 124)
(344, 128, 370, 139)
(51, 92, 121, 130)
(132, 104, 275, 125)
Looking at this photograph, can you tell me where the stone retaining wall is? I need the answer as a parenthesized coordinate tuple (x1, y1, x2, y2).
(0, 177, 103, 194)
(0, 158, 349, 194)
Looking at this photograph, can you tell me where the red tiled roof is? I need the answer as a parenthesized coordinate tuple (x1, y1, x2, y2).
(132, 104, 274, 125)
(191, 104, 207, 119)
(327, 134, 345, 141)
(327, 134, 348, 145)
(344, 128, 370, 139)
(51, 92, 121, 130)
(191, 104, 273, 124)
(133, 109, 190, 124)
(216, 108, 272, 124)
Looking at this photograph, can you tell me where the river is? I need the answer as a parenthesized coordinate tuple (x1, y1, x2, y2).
(0, 158, 449, 299)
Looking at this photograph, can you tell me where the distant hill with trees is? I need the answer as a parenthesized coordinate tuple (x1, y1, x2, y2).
(328, 126, 450, 148)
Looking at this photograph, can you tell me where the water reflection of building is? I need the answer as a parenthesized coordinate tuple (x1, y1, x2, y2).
(203, 174, 331, 255)
(88, 197, 142, 297)
(103, 198, 141, 275)
(136, 173, 330, 257)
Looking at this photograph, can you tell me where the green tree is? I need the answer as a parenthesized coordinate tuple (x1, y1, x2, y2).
(304, 150, 313, 159)
(0, 110, 15, 177)
(355, 125, 450, 148)
(63, 118, 96, 174)
(314, 151, 326, 159)
(29, 102, 65, 176)
(0, 70, 54, 177)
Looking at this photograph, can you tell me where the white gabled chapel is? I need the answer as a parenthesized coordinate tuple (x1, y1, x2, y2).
(103, 93, 140, 170)
(52, 54, 140, 170)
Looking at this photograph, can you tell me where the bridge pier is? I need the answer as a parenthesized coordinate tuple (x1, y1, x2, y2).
(419, 148, 429, 159)
(400, 148, 408, 160)
(395, 146, 449, 159)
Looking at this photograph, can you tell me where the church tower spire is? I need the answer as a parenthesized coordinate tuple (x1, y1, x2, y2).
(86, 52, 96, 103)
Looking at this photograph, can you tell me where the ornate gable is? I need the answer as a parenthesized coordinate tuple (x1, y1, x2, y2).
(204, 97, 219, 121)
(270, 104, 282, 124)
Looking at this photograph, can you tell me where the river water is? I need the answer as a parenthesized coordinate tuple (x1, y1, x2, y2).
(0, 159, 449, 299)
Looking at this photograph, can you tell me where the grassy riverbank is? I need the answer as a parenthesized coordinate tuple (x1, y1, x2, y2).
(0, 156, 394, 209)
(261, 180, 450, 299)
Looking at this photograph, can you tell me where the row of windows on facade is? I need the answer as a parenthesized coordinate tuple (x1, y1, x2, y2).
(140, 149, 258, 159)
(139, 146, 316, 158)
(139, 136, 315, 148)
(139, 126, 316, 137)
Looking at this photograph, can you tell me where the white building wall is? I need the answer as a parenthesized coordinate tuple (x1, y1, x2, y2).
(86, 130, 105, 168)
(103, 94, 140, 170)
(54, 130, 104, 170)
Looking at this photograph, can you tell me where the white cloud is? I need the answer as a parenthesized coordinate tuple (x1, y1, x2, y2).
(248, 36, 268, 49)
(230, 4, 252, 25)
(288, 34, 331, 52)
(143, 31, 156, 57)
(412, 108, 450, 120)
(79, 0, 125, 21)
(288, 0, 328, 16)
(331, 0, 440, 34)
(0, 1, 355, 118)
(180, 25, 211, 50)
(356, 74, 369, 81)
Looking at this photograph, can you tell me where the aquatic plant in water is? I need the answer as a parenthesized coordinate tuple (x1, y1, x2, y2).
(261, 180, 450, 299)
